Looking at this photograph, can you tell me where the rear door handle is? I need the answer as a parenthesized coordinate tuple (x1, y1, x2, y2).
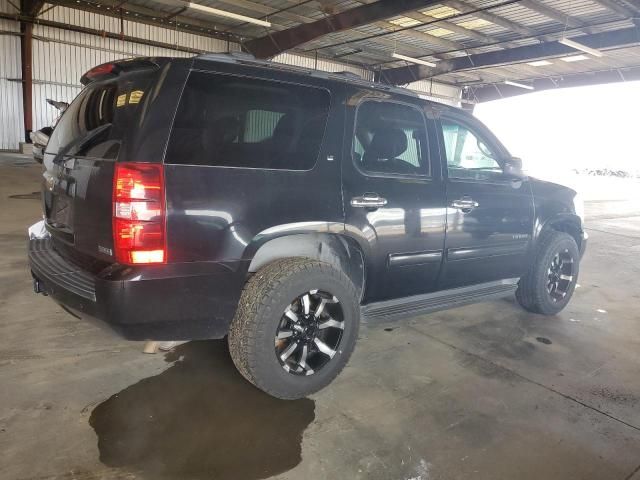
(351, 193, 388, 209)
(451, 197, 479, 212)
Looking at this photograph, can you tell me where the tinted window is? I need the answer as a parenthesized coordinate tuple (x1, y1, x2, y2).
(165, 72, 331, 170)
(441, 119, 503, 180)
(46, 72, 155, 160)
(353, 101, 428, 176)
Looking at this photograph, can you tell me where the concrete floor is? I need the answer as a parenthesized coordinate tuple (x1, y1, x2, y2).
(2, 153, 640, 480)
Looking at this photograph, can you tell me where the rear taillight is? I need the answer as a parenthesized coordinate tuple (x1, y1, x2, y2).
(113, 163, 166, 265)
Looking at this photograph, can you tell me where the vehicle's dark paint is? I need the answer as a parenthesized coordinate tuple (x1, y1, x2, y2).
(163, 62, 345, 265)
(341, 94, 447, 302)
(433, 113, 535, 289)
(247, 233, 365, 299)
(42, 59, 190, 268)
(29, 53, 587, 341)
(529, 177, 585, 253)
(30, 238, 243, 340)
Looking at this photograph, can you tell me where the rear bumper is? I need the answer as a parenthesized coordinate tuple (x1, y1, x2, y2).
(29, 238, 246, 340)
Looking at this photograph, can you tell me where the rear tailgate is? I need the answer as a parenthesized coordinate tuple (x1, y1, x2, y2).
(42, 58, 185, 268)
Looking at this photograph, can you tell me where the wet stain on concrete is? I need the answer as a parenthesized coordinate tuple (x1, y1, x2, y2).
(590, 387, 639, 407)
(536, 337, 552, 345)
(456, 318, 537, 360)
(90, 340, 315, 480)
(8, 192, 40, 200)
(455, 351, 522, 384)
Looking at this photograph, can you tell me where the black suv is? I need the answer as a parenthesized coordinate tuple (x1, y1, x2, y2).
(29, 54, 587, 399)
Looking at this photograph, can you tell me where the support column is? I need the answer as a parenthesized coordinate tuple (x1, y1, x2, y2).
(20, 21, 33, 142)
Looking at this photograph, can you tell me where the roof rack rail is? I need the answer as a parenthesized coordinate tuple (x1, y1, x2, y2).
(334, 71, 362, 80)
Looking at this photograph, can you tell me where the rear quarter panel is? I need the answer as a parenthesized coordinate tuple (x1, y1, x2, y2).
(163, 67, 346, 265)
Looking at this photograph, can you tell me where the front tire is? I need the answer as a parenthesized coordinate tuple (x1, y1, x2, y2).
(516, 231, 580, 315)
(228, 258, 360, 400)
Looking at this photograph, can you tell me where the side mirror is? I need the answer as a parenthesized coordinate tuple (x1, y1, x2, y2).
(503, 156, 524, 177)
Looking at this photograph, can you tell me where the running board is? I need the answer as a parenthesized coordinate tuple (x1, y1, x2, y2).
(361, 279, 519, 324)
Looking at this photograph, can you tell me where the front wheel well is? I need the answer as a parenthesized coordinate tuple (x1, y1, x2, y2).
(247, 233, 365, 301)
(544, 218, 583, 251)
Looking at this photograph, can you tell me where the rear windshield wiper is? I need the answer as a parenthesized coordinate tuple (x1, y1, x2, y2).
(52, 123, 112, 164)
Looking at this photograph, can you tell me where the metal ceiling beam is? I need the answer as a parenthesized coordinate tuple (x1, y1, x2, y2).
(243, 0, 442, 59)
(463, 65, 640, 102)
(590, 0, 636, 18)
(443, 0, 538, 37)
(379, 26, 640, 84)
(45, 0, 245, 42)
(620, 0, 640, 13)
(404, 11, 505, 45)
(21, 0, 43, 15)
(374, 20, 464, 51)
(519, 0, 594, 33)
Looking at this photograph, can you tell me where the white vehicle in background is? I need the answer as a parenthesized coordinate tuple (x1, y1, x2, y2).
(30, 99, 68, 164)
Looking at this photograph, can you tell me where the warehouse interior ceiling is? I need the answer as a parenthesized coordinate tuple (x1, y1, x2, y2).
(3, 0, 637, 103)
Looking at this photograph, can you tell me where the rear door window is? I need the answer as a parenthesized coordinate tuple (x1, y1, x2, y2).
(165, 72, 331, 170)
(352, 101, 429, 176)
(46, 72, 156, 161)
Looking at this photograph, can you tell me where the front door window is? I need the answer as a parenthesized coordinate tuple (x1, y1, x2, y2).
(441, 121, 503, 181)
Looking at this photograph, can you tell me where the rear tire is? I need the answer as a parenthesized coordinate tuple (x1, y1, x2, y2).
(516, 231, 580, 315)
(228, 258, 359, 400)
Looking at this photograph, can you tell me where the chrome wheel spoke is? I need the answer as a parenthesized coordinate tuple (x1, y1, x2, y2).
(318, 317, 344, 330)
(302, 294, 311, 315)
(314, 338, 336, 358)
(280, 341, 300, 361)
(314, 298, 327, 318)
(277, 330, 294, 340)
(285, 308, 298, 323)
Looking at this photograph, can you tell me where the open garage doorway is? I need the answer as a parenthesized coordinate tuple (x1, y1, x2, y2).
(475, 81, 640, 206)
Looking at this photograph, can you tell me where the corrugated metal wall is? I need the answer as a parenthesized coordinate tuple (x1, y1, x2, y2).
(0, 0, 24, 150)
(273, 52, 374, 80)
(32, 4, 240, 131)
(0, 2, 460, 149)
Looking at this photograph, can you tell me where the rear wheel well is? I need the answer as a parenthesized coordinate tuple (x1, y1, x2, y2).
(248, 234, 365, 301)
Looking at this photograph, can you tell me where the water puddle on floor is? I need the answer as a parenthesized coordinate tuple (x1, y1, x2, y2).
(90, 340, 315, 480)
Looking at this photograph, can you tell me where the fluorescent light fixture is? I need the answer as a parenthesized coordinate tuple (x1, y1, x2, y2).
(422, 6, 460, 18)
(426, 27, 454, 37)
(559, 37, 603, 57)
(528, 60, 553, 67)
(389, 16, 422, 27)
(186, 2, 271, 27)
(457, 18, 492, 30)
(504, 80, 534, 90)
(392, 53, 437, 67)
(561, 54, 589, 62)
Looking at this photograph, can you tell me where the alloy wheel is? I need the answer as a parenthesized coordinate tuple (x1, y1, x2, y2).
(275, 290, 345, 376)
(546, 248, 575, 302)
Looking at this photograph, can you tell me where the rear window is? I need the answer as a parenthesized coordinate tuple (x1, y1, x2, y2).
(46, 71, 156, 160)
(165, 72, 331, 170)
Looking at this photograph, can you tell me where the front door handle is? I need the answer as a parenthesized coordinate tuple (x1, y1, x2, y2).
(351, 193, 388, 209)
(451, 197, 479, 213)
